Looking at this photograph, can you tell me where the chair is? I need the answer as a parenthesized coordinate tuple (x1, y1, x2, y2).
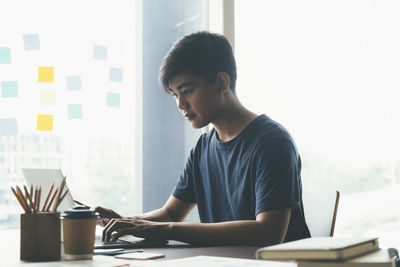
(302, 190, 340, 237)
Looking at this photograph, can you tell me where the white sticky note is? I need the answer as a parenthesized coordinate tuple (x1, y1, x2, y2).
(40, 90, 56, 106)
(93, 45, 107, 60)
(23, 34, 40, 50)
(66, 75, 82, 91)
(0, 118, 18, 136)
(109, 67, 123, 83)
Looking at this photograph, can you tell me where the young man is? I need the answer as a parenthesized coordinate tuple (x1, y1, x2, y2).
(97, 31, 310, 246)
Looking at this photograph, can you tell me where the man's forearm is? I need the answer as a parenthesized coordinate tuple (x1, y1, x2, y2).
(134, 196, 195, 222)
(133, 207, 174, 222)
(166, 220, 285, 247)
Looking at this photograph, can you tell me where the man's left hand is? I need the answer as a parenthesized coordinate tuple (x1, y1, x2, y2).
(102, 218, 170, 242)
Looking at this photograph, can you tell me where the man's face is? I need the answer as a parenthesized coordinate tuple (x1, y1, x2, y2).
(168, 72, 222, 129)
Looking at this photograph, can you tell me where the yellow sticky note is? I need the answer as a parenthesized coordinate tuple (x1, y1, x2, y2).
(36, 114, 53, 131)
(38, 66, 54, 82)
(40, 90, 56, 106)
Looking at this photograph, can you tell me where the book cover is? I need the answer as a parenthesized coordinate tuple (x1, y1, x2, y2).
(256, 237, 379, 261)
(296, 249, 395, 267)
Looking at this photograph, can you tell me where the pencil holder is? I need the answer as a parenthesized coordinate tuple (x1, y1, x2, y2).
(20, 212, 61, 261)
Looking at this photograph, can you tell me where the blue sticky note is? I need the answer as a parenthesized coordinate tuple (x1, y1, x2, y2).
(0, 118, 18, 136)
(67, 104, 83, 119)
(106, 92, 120, 107)
(23, 34, 40, 50)
(1, 81, 18, 98)
(109, 67, 124, 83)
(66, 75, 82, 91)
(0, 47, 11, 64)
(93, 45, 107, 60)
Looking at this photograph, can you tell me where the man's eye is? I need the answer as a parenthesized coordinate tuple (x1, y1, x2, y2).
(183, 89, 194, 95)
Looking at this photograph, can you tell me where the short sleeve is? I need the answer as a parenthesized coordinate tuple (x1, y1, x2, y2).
(172, 147, 196, 203)
(255, 138, 301, 215)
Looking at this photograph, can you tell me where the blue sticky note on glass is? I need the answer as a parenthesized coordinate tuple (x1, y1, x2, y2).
(66, 75, 82, 91)
(0, 47, 11, 64)
(23, 34, 40, 50)
(93, 45, 107, 60)
(67, 104, 83, 119)
(1, 81, 18, 98)
(0, 118, 18, 136)
(109, 67, 124, 83)
(106, 92, 120, 107)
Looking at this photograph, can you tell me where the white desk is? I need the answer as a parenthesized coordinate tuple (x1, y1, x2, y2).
(1, 229, 260, 266)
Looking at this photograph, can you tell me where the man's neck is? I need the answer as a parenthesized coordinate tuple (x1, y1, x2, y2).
(212, 99, 258, 143)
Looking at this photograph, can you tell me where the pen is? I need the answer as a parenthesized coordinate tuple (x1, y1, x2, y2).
(121, 249, 143, 254)
(73, 200, 84, 205)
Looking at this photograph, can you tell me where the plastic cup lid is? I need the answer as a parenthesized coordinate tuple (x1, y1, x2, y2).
(60, 205, 99, 219)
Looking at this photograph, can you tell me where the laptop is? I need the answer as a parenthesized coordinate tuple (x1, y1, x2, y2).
(21, 168, 168, 249)
(21, 168, 75, 212)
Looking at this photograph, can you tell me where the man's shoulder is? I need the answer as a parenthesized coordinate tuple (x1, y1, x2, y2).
(247, 115, 293, 143)
(190, 128, 216, 153)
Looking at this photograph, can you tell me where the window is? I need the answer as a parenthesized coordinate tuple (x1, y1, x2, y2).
(0, 0, 137, 229)
(235, 0, 400, 246)
(1, 0, 212, 229)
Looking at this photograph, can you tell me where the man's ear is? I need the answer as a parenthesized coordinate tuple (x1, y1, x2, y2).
(217, 72, 231, 94)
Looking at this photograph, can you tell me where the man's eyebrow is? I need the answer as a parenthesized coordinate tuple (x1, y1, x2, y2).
(168, 82, 194, 94)
(176, 82, 194, 91)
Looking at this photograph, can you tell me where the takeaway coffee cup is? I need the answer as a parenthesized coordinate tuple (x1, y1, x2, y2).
(60, 205, 99, 260)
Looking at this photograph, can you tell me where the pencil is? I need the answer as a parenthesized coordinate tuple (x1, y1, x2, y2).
(46, 188, 58, 212)
(34, 188, 38, 212)
(55, 189, 69, 210)
(24, 185, 36, 212)
(11, 186, 28, 213)
(16, 186, 31, 213)
(52, 176, 66, 213)
(42, 183, 54, 211)
(30, 185, 33, 204)
(37, 187, 41, 212)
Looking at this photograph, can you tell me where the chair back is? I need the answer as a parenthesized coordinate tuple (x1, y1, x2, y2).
(302, 190, 340, 237)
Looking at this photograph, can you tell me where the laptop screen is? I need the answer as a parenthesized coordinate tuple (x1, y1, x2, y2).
(21, 168, 75, 212)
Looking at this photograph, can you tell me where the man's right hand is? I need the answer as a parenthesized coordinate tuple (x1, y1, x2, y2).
(95, 206, 122, 227)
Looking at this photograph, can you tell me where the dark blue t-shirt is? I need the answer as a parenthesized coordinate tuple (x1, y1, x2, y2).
(173, 115, 310, 242)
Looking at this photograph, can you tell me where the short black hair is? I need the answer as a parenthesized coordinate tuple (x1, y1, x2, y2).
(158, 31, 237, 93)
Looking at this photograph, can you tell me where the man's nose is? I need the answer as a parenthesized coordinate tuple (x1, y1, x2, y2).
(177, 96, 188, 111)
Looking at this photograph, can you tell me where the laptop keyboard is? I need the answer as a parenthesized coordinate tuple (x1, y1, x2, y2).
(95, 236, 130, 245)
(94, 235, 168, 249)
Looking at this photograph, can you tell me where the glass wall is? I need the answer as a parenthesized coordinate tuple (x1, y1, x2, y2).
(0, 0, 209, 229)
(235, 0, 400, 247)
(0, 0, 137, 228)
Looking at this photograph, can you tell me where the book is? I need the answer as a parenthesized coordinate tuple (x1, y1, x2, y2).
(256, 237, 379, 261)
(296, 249, 395, 267)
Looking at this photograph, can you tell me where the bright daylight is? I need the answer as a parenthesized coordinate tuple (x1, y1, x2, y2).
(0, 0, 399, 266)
